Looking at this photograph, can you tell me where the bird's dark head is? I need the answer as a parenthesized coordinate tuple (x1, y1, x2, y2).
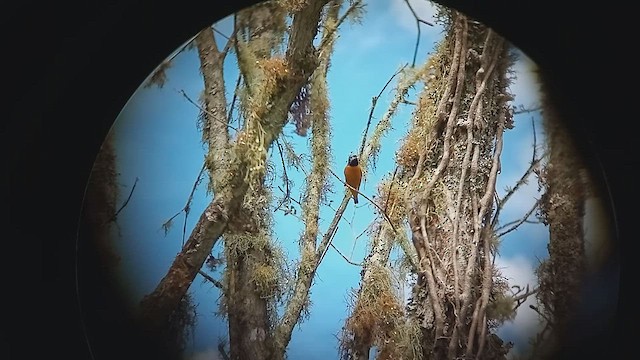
(348, 154, 359, 166)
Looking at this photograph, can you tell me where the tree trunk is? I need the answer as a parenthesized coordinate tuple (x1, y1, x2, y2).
(194, 26, 230, 192)
(400, 10, 514, 360)
(224, 186, 273, 360)
(139, 0, 330, 341)
(536, 76, 587, 354)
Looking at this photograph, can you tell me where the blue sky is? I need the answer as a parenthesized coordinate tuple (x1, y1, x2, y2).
(100, 1, 601, 359)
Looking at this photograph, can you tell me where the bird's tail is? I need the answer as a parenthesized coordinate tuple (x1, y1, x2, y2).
(353, 194, 358, 204)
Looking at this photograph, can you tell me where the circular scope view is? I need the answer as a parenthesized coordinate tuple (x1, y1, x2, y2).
(80, 1, 619, 359)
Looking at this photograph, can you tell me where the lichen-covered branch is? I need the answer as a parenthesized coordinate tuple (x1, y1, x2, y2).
(396, 9, 516, 360)
(139, 0, 330, 336)
(270, 2, 341, 357)
(340, 173, 408, 360)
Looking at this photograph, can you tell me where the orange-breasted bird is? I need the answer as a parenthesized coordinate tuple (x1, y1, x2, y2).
(344, 154, 362, 204)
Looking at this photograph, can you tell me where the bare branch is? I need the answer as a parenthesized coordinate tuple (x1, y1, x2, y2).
(212, 25, 231, 41)
(513, 104, 541, 114)
(198, 270, 224, 289)
(177, 89, 239, 131)
(217, 340, 230, 360)
(330, 242, 363, 266)
(493, 117, 545, 228)
(317, 203, 344, 266)
(355, 219, 377, 240)
(108, 177, 138, 223)
(274, 139, 292, 212)
(160, 164, 206, 248)
(403, 0, 434, 67)
(496, 198, 540, 237)
(227, 73, 243, 129)
(512, 285, 539, 311)
(358, 64, 407, 158)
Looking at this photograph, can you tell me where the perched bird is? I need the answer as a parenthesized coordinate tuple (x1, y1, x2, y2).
(344, 154, 362, 204)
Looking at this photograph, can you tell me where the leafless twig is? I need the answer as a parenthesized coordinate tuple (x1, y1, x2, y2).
(511, 284, 538, 311)
(529, 304, 554, 326)
(330, 242, 363, 266)
(513, 104, 541, 115)
(177, 89, 239, 131)
(198, 270, 224, 289)
(492, 117, 545, 228)
(161, 164, 206, 247)
(227, 73, 243, 129)
(496, 198, 541, 238)
(217, 339, 230, 360)
(359, 65, 407, 157)
(274, 139, 293, 211)
(108, 177, 139, 223)
(403, 0, 434, 67)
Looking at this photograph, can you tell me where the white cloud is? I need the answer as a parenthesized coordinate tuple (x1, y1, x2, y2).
(187, 347, 223, 360)
(495, 255, 544, 356)
(389, 0, 441, 34)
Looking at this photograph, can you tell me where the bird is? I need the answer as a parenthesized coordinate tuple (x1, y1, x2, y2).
(344, 154, 362, 204)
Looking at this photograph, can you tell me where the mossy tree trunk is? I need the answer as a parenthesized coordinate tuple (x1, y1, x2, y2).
(138, 1, 331, 355)
(220, 2, 289, 359)
(533, 76, 589, 356)
(341, 8, 517, 359)
(398, 10, 514, 360)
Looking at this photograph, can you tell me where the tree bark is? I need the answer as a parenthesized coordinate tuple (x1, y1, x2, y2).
(139, 0, 330, 340)
(400, 11, 514, 360)
(537, 75, 587, 351)
(195, 26, 230, 192)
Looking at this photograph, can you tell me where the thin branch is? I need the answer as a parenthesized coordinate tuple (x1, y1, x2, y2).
(330, 242, 363, 266)
(512, 286, 539, 311)
(403, 0, 434, 67)
(274, 139, 293, 211)
(358, 65, 407, 158)
(317, 199, 344, 266)
(496, 198, 540, 237)
(227, 72, 243, 129)
(513, 104, 541, 115)
(355, 219, 376, 240)
(492, 118, 545, 229)
(328, 168, 397, 234)
(220, 16, 239, 58)
(212, 26, 231, 41)
(182, 164, 206, 245)
(198, 270, 224, 289)
(108, 177, 139, 223)
(371, 166, 399, 242)
(176, 89, 239, 131)
(217, 341, 230, 360)
(160, 164, 206, 247)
